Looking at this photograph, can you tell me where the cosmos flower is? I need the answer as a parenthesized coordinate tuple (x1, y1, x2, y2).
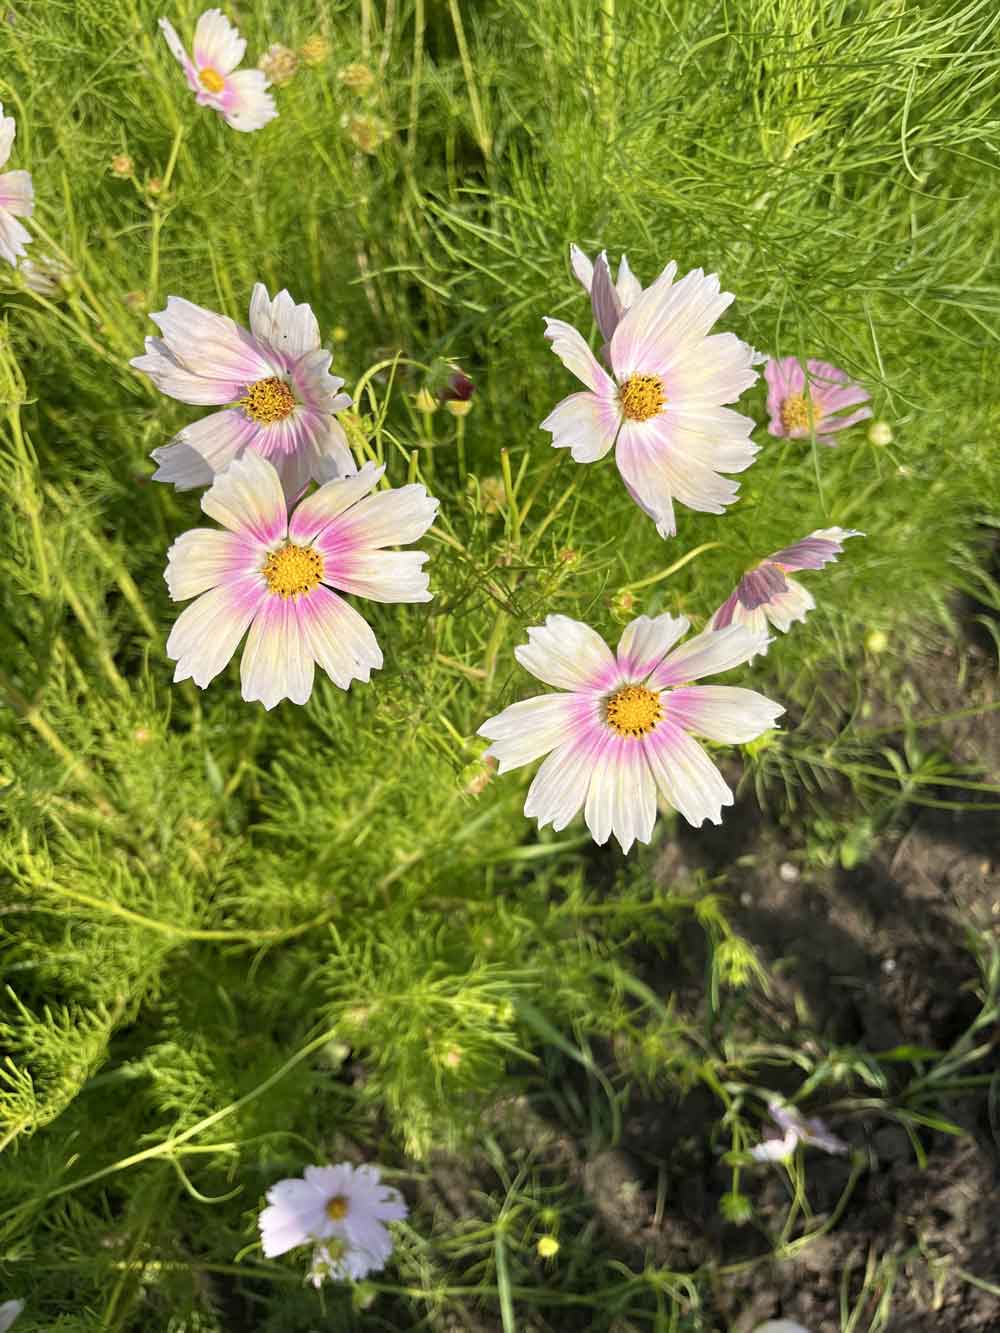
(164, 451, 437, 709)
(0, 105, 34, 269)
(259, 1162, 408, 1285)
(479, 613, 784, 852)
(132, 284, 353, 499)
(0, 1302, 23, 1333)
(159, 8, 277, 133)
(750, 1099, 848, 1162)
(764, 356, 871, 445)
(541, 261, 760, 538)
(709, 527, 862, 642)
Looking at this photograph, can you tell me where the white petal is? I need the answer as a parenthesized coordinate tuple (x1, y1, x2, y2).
(761, 579, 815, 632)
(220, 70, 278, 132)
(478, 691, 587, 774)
(514, 615, 621, 693)
(570, 243, 594, 293)
(296, 585, 383, 689)
(0, 1302, 24, 1333)
(524, 732, 602, 833)
(239, 596, 314, 709)
(614, 420, 677, 538)
(287, 462, 383, 544)
(749, 1131, 799, 1164)
(322, 483, 438, 549)
(201, 450, 288, 546)
(668, 331, 758, 405)
(611, 265, 730, 378)
(323, 549, 431, 603)
(665, 686, 784, 743)
(193, 6, 246, 74)
(167, 578, 265, 689)
(0, 169, 33, 219)
(165, 528, 261, 600)
(543, 317, 616, 395)
(140, 296, 275, 392)
(648, 625, 770, 688)
(248, 284, 320, 360)
(615, 253, 643, 308)
(584, 736, 658, 853)
(615, 613, 690, 680)
(0, 206, 31, 267)
(641, 723, 733, 827)
(540, 390, 620, 463)
(151, 408, 261, 488)
(0, 114, 15, 170)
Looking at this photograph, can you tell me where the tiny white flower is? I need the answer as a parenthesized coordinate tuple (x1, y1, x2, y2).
(751, 1098, 848, 1162)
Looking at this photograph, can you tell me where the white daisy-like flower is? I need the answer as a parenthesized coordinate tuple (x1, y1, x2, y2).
(0, 1301, 23, 1333)
(259, 1162, 408, 1280)
(131, 283, 353, 499)
(542, 257, 761, 538)
(159, 9, 277, 133)
(479, 613, 784, 852)
(750, 1098, 848, 1163)
(0, 105, 34, 270)
(165, 451, 437, 709)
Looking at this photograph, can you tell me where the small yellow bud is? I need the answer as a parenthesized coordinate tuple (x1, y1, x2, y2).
(132, 726, 152, 744)
(865, 629, 889, 654)
(258, 43, 298, 86)
(342, 111, 390, 155)
(147, 176, 164, 196)
(331, 325, 349, 344)
(339, 61, 375, 92)
(299, 34, 332, 67)
(414, 386, 438, 415)
(111, 154, 134, 178)
(868, 420, 893, 447)
(442, 1045, 462, 1069)
(537, 1235, 560, 1259)
(444, 397, 473, 417)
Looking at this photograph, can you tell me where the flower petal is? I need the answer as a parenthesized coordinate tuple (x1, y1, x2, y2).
(584, 734, 658, 853)
(761, 579, 815, 633)
(590, 251, 623, 343)
(664, 686, 784, 743)
(158, 17, 199, 89)
(287, 463, 384, 544)
(540, 390, 620, 463)
(614, 420, 677, 538)
(294, 585, 383, 689)
(318, 483, 438, 550)
(248, 284, 320, 360)
(259, 1177, 328, 1256)
(543, 317, 616, 395)
(641, 722, 733, 827)
(615, 613, 690, 680)
(151, 408, 261, 489)
(218, 69, 278, 132)
(193, 6, 246, 74)
(478, 691, 589, 774)
(610, 264, 730, 378)
(201, 450, 287, 546)
(0, 169, 33, 219)
(167, 578, 266, 689)
(322, 549, 432, 603)
(570, 243, 594, 293)
(0, 206, 31, 267)
(239, 595, 314, 709)
(648, 624, 770, 688)
(0, 113, 15, 171)
(523, 727, 604, 833)
(615, 253, 643, 308)
(165, 528, 261, 600)
(514, 615, 621, 693)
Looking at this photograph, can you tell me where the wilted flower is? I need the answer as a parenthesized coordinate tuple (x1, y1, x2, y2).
(440, 366, 475, 413)
(342, 110, 390, 154)
(750, 1098, 848, 1162)
(0, 104, 33, 269)
(19, 254, 71, 297)
(0, 1302, 23, 1333)
(258, 42, 298, 85)
(300, 34, 332, 67)
(339, 61, 375, 92)
(159, 8, 277, 133)
(709, 527, 862, 644)
(131, 283, 354, 499)
(259, 1162, 408, 1285)
(542, 257, 760, 538)
(164, 452, 437, 709)
(110, 153, 134, 177)
(764, 355, 871, 445)
(479, 614, 783, 851)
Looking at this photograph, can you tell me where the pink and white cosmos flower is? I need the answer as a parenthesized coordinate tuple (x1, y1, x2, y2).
(750, 1098, 848, 1163)
(259, 1162, 407, 1285)
(132, 284, 353, 500)
(159, 9, 277, 133)
(764, 356, 871, 445)
(165, 451, 437, 709)
(709, 527, 862, 642)
(0, 105, 34, 269)
(541, 261, 760, 538)
(479, 614, 784, 852)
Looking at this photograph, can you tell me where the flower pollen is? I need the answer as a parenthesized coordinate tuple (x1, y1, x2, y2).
(241, 375, 296, 424)
(198, 66, 226, 94)
(618, 374, 665, 423)
(325, 1194, 349, 1222)
(262, 543, 323, 598)
(606, 684, 663, 737)
(780, 392, 817, 433)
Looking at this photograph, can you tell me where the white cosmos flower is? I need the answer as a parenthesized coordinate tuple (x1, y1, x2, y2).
(164, 452, 437, 709)
(132, 283, 353, 500)
(159, 9, 277, 132)
(542, 256, 761, 538)
(0, 1302, 23, 1333)
(0, 105, 34, 270)
(479, 614, 784, 852)
(259, 1162, 408, 1284)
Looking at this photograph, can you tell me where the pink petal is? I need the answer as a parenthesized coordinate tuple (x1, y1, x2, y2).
(543, 317, 616, 395)
(479, 691, 593, 774)
(151, 408, 261, 489)
(287, 463, 383, 545)
(167, 577, 266, 689)
(295, 585, 383, 689)
(569, 243, 594, 293)
(248, 284, 320, 361)
(523, 727, 605, 833)
(514, 615, 622, 693)
(614, 420, 677, 538)
(648, 624, 769, 688)
(0, 169, 33, 218)
(322, 549, 431, 603)
(239, 595, 314, 709)
(641, 721, 733, 827)
(664, 686, 784, 743)
(610, 265, 731, 378)
(583, 733, 658, 852)
(770, 527, 862, 571)
(318, 483, 438, 551)
(218, 69, 278, 131)
(590, 251, 623, 343)
(158, 17, 200, 90)
(0, 207, 31, 267)
(165, 528, 261, 600)
(201, 451, 287, 546)
(615, 613, 690, 680)
(0, 114, 15, 171)
(193, 6, 246, 74)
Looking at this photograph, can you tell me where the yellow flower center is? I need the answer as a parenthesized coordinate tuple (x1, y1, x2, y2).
(261, 543, 323, 598)
(605, 684, 663, 737)
(325, 1195, 349, 1222)
(780, 392, 818, 433)
(241, 376, 297, 424)
(199, 67, 226, 94)
(618, 374, 666, 423)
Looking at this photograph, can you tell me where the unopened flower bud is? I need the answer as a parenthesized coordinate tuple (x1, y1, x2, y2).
(444, 397, 473, 417)
(331, 325, 348, 344)
(300, 34, 332, 67)
(258, 43, 298, 85)
(414, 386, 438, 415)
(537, 1235, 559, 1259)
(865, 628, 889, 654)
(339, 61, 375, 92)
(147, 176, 164, 196)
(111, 154, 134, 178)
(124, 290, 147, 312)
(868, 420, 893, 447)
(342, 110, 390, 154)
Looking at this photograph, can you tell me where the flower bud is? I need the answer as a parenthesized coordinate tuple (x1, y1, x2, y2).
(258, 43, 298, 85)
(342, 111, 390, 154)
(867, 420, 893, 447)
(110, 154, 134, 178)
(537, 1235, 559, 1259)
(339, 61, 375, 92)
(299, 34, 332, 66)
